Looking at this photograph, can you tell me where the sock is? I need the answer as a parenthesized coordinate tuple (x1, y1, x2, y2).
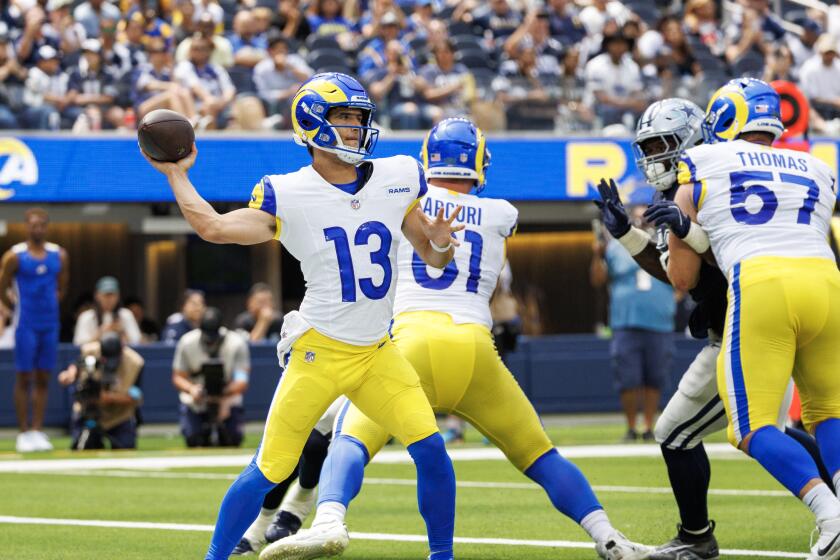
(205, 455, 277, 560)
(579, 509, 614, 544)
(747, 426, 821, 496)
(803, 484, 840, 522)
(312, 501, 347, 526)
(786, 426, 835, 492)
(316, 434, 368, 508)
(660, 444, 711, 532)
(263, 470, 298, 511)
(524, 449, 602, 523)
(281, 482, 316, 522)
(242, 507, 277, 545)
(816, 419, 840, 495)
(300, 430, 331, 489)
(407, 433, 456, 558)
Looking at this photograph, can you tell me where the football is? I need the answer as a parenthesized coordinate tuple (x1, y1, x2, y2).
(137, 109, 195, 163)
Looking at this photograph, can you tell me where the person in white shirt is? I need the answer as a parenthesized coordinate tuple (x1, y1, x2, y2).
(73, 276, 142, 346)
(174, 33, 236, 129)
(799, 33, 840, 121)
(578, 0, 631, 37)
(253, 32, 312, 118)
(20, 45, 67, 130)
(584, 32, 647, 127)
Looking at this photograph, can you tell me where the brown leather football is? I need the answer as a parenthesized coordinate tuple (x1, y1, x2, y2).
(137, 109, 195, 163)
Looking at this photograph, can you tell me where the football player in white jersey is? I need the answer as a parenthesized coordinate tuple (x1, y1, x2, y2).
(600, 98, 833, 560)
(263, 118, 653, 560)
(141, 72, 463, 560)
(662, 78, 840, 559)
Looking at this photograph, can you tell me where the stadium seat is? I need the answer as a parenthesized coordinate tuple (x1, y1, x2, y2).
(456, 48, 494, 70)
(228, 64, 257, 95)
(731, 50, 765, 79)
(307, 48, 352, 70)
(452, 34, 483, 52)
(316, 64, 353, 74)
(306, 35, 342, 53)
(448, 21, 479, 37)
(625, 0, 661, 24)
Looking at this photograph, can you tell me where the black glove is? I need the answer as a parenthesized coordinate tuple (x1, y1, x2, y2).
(643, 200, 691, 238)
(593, 178, 631, 238)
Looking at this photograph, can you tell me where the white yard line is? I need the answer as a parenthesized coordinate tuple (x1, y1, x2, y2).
(0, 515, 808, 558)
(0, 443, 742, 473)
(23, 469, 791, 497)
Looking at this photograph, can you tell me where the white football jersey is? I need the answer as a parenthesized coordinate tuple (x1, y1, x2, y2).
(393, 185, 518, 328)
(249, 155, 427, 345)
(679, 139, 837, 276)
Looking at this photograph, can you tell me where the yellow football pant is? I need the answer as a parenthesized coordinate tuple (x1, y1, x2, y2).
(717, 257, 840, 446)
(339, 311, 554, 472)
(256, 328, 438, 483)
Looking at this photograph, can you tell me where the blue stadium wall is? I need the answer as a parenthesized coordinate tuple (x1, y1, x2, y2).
(0, 336, 707, 427)
(2, 135, 840, 202)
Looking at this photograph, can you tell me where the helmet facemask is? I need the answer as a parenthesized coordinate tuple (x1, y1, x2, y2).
(634, 132, 683, 191)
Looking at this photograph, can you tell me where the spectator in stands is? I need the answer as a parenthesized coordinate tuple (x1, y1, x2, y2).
(590, 188, 675, 442)
(557, 46, 594, 131)
(763, 43, 795, 82)
(642, 16, 700, 97)
(15, 7, 58, 68)
(172, 0, 199, 44)
(408, 0, 436, 40)
(492, 42, 559, 130)
(174, 33, 236, 129)
(419, 39, 472, 119)
(724, 0, 783, 67)
(584, 32, 646, 128)
(787, 18, 820, 69)
(20, 45, 67, 130)
(58, 332, 144, 449)
(369, 38, 439, 129)
(547, 0, 586, 48)
(358, 10, 402, 82)
(119, 11, 150, 67)
(235, 282, 283, 342)
(469, 0, 522, 46)
(229, 9, 268, 69)
(100, 16, 140, 76)
(800, 33, 840, 121)
(192, 0, 224, 32)
(176, 13, 233, 68)
(66, 38, 124, 131)
(424, 18, 449, 53)
(162, 289, 206, 344)
(683, 0, 725, 56)
(308, 0, 357, 38)
(504, 8, 564, 73)
(254, 32, 311, 120)
(0, 31, 27, 129)
(133, 39, 196, 120)
(140, 4, 175, 49)
(578, 0, 632, 38)
(173, 307, 249, 447)
(270, 0, 312, 43)
(44, 0, 85, 60)
(74, 276, 142, 346)
(360, 0, 406, 39)
(73, 0, 121, 38)
(124, 296, 160, 343)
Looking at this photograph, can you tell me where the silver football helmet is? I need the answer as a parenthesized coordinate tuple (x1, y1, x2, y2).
(633, 98, 704, 191)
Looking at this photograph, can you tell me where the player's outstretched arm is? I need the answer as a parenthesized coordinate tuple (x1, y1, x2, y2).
(141, 144, 276, 245)
(402, 205, 465, 269)
(666, 185, 703, 291)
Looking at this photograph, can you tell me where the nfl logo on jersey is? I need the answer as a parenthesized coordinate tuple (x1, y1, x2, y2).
(350, 199, 361, 210)
(305, 351, 316, 363)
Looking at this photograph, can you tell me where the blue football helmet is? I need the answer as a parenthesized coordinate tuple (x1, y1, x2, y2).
(420, 118, 490, 193)
(702, 78, 784, 143)
(290, 72, 379, 164)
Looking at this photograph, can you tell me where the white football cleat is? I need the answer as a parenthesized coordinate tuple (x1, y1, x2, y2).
(30, 431, 53, 451)
(809, 517, 840, 560)
(258, 519, 349, 560)
(596, 531, 654, 560)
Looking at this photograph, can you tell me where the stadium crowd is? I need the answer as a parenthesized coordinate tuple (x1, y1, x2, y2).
(1, 0, 840, 132)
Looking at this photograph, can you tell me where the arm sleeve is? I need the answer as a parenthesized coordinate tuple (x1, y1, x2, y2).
(232, 338, 250, 378)
(73, 311, 96, 346)
(121, 309, 142, 345)
(172, 337, 188, 372)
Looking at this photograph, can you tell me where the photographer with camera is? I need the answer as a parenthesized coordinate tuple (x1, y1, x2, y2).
(172, 307, 249, 447)
(58, 331, 144, 450)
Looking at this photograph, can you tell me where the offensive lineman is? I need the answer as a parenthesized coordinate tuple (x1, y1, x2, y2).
(666, 78, 840, 559)
(141, 72, 461, 560)
(597, 97, 834, 559)
(264, 118, 652, 560)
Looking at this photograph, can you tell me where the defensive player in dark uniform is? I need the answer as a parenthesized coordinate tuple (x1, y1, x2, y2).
(596, 98, 833, 560)
(0, 208, 68, 453)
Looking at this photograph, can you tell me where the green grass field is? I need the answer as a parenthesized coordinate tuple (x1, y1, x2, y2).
(0, 422, 816, 559)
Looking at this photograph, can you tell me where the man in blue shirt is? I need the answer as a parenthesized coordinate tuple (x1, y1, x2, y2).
(0, 208, 68, 453)
(591, 187, 675, 441)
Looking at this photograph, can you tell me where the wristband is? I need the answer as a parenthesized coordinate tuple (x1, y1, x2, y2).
(430, 239, 452, 253)
(617, 226, 651, 256)
(683, 222, 710, 253)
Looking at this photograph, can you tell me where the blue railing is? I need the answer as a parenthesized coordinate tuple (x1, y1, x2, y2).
(0, 335, 707, 428)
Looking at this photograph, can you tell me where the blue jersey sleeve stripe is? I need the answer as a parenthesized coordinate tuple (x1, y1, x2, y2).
(681, 155, 697, 182)
(261, 176, 277, 215)
(416, 161, 428, 199)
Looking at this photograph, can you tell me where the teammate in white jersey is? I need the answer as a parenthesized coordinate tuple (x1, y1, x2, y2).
(665, 78, 840, 560)
(141, 72, 462, 560)
(264, 118, 652, 560)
